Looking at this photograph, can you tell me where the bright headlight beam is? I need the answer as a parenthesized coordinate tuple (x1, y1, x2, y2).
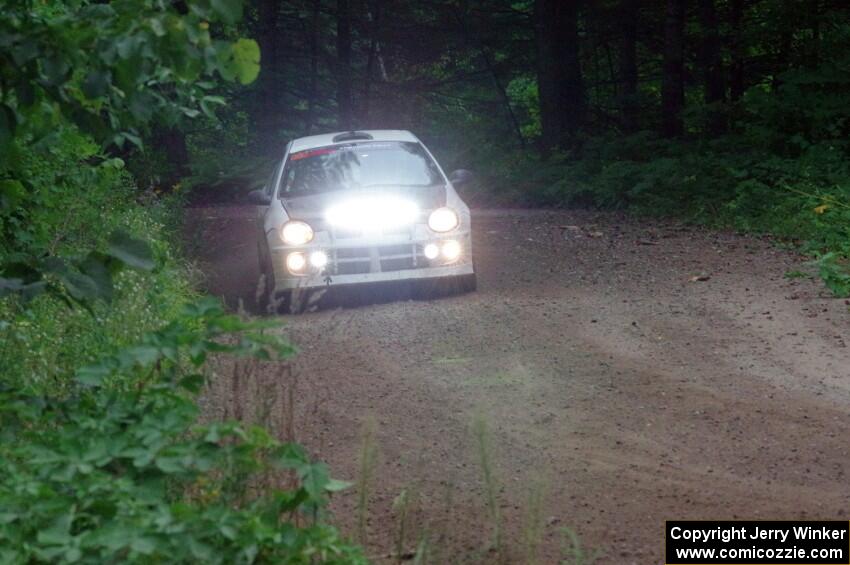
(281, 221, 314, 245)
(286, 252, 307, 273)
(423, 243, 440, 259)
(325, 197, 419, 230)
(428, 208, 459, 232)
(309, 251, 328, 268)
(442, 240, 461, 261)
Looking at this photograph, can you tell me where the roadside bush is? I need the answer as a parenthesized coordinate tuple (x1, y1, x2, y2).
(477, 131, 850, 296)
(0, 127, 194, 392)
(0, 298, 366, 564)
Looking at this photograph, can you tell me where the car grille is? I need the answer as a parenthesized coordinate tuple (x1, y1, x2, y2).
(332, 244, 423, 275)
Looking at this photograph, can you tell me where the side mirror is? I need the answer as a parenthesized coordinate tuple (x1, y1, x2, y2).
(448, 169, 475, 188)
(247, 188, 271, 205)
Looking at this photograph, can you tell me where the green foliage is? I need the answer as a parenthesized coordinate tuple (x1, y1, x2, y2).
(474, 46, 850, 294)
(1, 2, 366, 562)
(481, 127, 850, 295)
(0, 298, 366, 564)
(0, 0, 258, 157)
(0, 126, 195, 389)
(220, 38, 262, 85)
(816, 253, 850, 298)
(0, 0, 261, 297)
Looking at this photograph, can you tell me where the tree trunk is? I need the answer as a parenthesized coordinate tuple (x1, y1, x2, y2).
(699, 0, 725, 134)
(256, 0, 282, 140)
(809, 0, 821, 67)
(619, 0, 639, 132)
(772, 0, 793, 92)
(336, 0, 353, 131)
(152, 126, 189, 189)
(729, 0, 745, 102)
(305, 0, 321, 134)
(534, 0, 560, 152)
(454, 7, 525, 148)
(362, 1, 381, 126)
(482, 46, 526, 148)
(661, 0, 685, 137)
(534, 0, 584, 152)
(558, 0, 584, 143)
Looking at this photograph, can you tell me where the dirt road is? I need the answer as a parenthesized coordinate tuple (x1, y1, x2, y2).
(186, 206, 850, 564)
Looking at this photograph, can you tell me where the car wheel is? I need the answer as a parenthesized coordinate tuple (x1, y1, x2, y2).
(256, 244, 275, 312)
(456, 272, 477, 293)
(271, 288, 318, 315)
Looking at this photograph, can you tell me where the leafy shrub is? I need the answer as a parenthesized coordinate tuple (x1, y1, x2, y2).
(0, 298, 366, 564)
(480, 128, 850, 295)
(0, 128, 196, 391)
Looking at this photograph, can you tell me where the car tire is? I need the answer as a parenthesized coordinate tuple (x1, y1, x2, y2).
(457, 272, 477, 293)
(257, 243, 275, 312)
(270, 289, 293, 314)
(271, 288, 319, 315)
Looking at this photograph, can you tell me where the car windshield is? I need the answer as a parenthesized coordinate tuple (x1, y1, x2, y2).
(279, 141, 444, 196)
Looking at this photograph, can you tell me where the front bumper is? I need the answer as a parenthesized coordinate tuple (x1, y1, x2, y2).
(269, 228, 473, 291)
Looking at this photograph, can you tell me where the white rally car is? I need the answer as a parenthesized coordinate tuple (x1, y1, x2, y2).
(248, 130, 476, 312)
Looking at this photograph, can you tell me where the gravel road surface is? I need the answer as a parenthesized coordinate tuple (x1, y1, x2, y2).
(186, 206, 850, 564)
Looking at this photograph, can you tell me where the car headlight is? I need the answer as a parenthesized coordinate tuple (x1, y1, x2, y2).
(428, 208, 459, 232)
(281, 221, 314, 245)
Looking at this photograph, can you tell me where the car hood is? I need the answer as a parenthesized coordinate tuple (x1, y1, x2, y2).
(281, 185, 447, 224)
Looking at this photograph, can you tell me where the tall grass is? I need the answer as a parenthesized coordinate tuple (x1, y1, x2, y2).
(522, 478, 548, 565)
(472, 414, 502, 555)
(355, 416, 379, 545)
(560, 528, 602, 565)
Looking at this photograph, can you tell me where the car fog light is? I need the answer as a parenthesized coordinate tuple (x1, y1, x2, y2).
(442, 240, 461, 261)
(423, 243, 440, 260)
(309, 250, 328, 268)
(286, 252, 307, 273)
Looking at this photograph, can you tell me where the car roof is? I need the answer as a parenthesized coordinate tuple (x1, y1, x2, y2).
(289, 130, 419, 153)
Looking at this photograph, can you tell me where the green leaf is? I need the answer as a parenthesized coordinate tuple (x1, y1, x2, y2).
(0, 276, 46, 300)
(222, 39, 260, 85)
(123, 345, 161, 367)
(115, 35, 140, 60)
(200, 95, 226, 118)
(0, 104, 16, 149)
(130, 536, 157, 555)
(276, 443, 309, 469)
(128, 92, 155, 122)
(11, 39, 38, 66)
(80, 252, 114, 302)
(325, 478, 353, 492)
(59, 271, 101, 301)
(76, 358, 114, 385)
(36, 512, 73, 546)
(86, 524, 130, 551)
(178, 374, 205, 393)
(107, 230, 154, 270)
(82, 70, 111, 99)
(0, 179, 26, 208)
(41, 56, 71, 87)
(210, 0, 243, 24)
(298, 461, 330, 502)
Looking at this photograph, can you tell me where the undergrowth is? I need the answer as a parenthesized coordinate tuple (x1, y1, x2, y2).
(0, 126, 364, 562)
(473, 130, 850, 297)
